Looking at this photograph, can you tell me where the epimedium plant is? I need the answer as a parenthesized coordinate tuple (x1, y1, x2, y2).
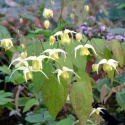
(0, 1, 125, 125)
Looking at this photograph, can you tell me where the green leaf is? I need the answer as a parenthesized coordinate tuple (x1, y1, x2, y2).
(26, 33, 36, 38)
(115, 73, 125, 83)
(65, 42, 87, 69)
(0, 65, 11, 75)
(70, 71, 93, 125)
(97, 78, 111, 92)
(107, 28, 125, 35)
(18, 97, 28, 106)
(42, 76, 69, 118)
(117, 4, 125, 9)
(103, 47, 112, 60)
(91, 38, 105, 56)
(25, 114, 45, 123)
(0, 25, 11, 39)
(33, 61, 53, 93)
(107, 70, 114, 84)
(121, 44, 125, 65)
(56, 118, 74, 125)
(30, 29, 51, 38)
(0, 90, 13, 105)
(23, 98, 38, 113)
(111, 39, 123, 67)
(116, 91, 125, 108)
(5, 72, 24, 85)
(26, 40, 42, 56)
(44, 111, 54, 121)
(100, 5, 109, 16)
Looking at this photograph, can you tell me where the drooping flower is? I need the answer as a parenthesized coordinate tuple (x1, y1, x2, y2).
(0, 38, 13, 50)
(89, 107, 105, 117)
(74, 44, 97, 58)
(54, 29, 76, 45)
(93, 59, 119, 74)
(15, 55, 55, 71)
(43, 48, 67, 60)
(43, 8, 53, 18)
(10, 66, 48, 82)
(9, 52, 28, 68)
(53, 66, 80, 83)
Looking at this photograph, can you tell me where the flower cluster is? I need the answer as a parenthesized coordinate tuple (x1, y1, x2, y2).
(8, 28, 119, 83)
(9, 48, 80, 83)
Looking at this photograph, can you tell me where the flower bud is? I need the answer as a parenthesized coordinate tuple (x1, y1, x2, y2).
(92, 64, 98, 72)
(70, 13, 75, 20)
(21, 52, 27, 59)
(76, 33, 82, 42)
(50, 0, 54, 5)
(80, 47, 90, 56)
(44, 20, 50, 29)
(43, 8, 53, 18)
(84, 5, 89, 12)
(51, 51, 59, 60)
(61, 71, 69, 79)
(49, 35, 55, 45)
(21, 44, 26, 49)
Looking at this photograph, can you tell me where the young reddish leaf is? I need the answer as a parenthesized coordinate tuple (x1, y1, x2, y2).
(111, 39, 123, 67)
(100, 84, 107, 103)
(104, 85, 123, 104)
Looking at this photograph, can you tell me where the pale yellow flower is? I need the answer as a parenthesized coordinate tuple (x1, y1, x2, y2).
(43, 48, 67, 60)
(10, 66, 48, 82)
(1, 38, 13, 50)
(89, 107, 105, 117)
(9, 52, 28, 68)
(43, 8, 53, 18)
(15, 55, 55, 70)
(54, 29, 76, 45)
(74, 44, 97, 58)
(53, 66, 80, 83)
(96, 59, 119, 74)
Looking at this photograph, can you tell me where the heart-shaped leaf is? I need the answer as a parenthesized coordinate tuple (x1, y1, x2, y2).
(42, 76, 69, 118)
